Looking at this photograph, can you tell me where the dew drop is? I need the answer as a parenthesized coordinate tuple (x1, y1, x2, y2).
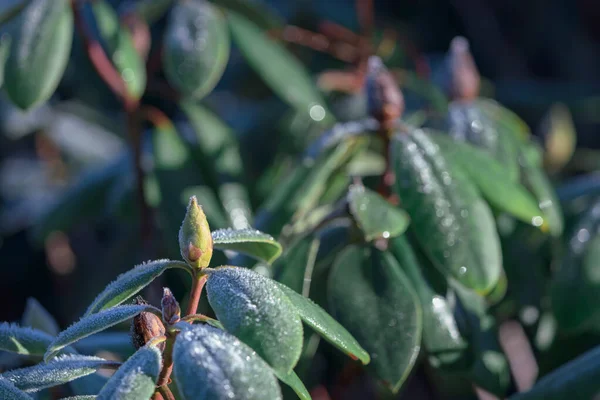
(458, 266, 467, 275)
(531, 216, 544, 227)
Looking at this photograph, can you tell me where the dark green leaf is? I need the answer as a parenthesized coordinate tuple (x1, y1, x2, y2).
(0, 324, 54, 356)
(0, 35, 10, 88)
(277, 282, 369, 365)
(0, 378, 31, 400)
(163, 1, 229, 99)
(91, 1, 146, 100)
(211, 0, 282, 30)
(206, 267, 304, 375)
(328, 246, 421, 392)
(388, 235, 466, 356)
(85, 259, 191, 316)
(551, 199, 600, 332)
(97, 345, 161, 400)
(211, 229, 282, 264)
(45, 304, 156, 361)
(510, 345, 600, 400)
(4, 0, 73, 109)
(273, 369, 311, 400)
(348, 184, 410, 241)
(227, 11, 330, 119)
(0, 1, 28, 26)
(22, 298, 60, 336)
(274, 235, 320, 295)
(430, 131, 545, 228)
(2, 355, 119, 392)
(391, 128, 502, 293)
(172, 324, 282, 400)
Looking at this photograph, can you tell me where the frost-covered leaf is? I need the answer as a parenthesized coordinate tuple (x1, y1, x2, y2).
(211, 229, 282, 264)
(348, 184, 410, 241)
(85, 259, 190, 316)
(22, 298, 59, 336)
(0, 323, 54, 356)
(97, 345, 161, 400)
(273, 369, 311, 400)
(58, 397, 97, 400)
(2, 355, 120, 392)
(276, 283, 370, 364)
(0, 378, 31, 400)
(206, 267, 303, 375)
(45, 305, 156, 361)
(172, 324, 282, 400)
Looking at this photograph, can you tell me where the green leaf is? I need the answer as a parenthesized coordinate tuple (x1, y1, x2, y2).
(429, 131, 545, 229)
(74, 333, 134, 358)
(303, 119, 379, 162)
(211, 229, 282, 264)
(31, 153, 129, 245)
(510, 345, 600, 400)
(277, 282, 370, 365)
(448, 101, 520, 182)
(328, 246, 422, 393)
(97, 345, 161, 400)
(22, 298, 60, 336)
(0, 36, 11, 88)
(475, 98, 530, 143)
(0, 378, 31, 400)
(90, 1, 146, 100)
(0, 323, 54, 356)
(84, 259, 191, 316)
(0, 1, 28, 26)
(4, 0, 73, 109)
(173, 324, 282, 400)
(388, 236, 466, 357)
(227, 11, 330, 118)
(2, 355, 120, 392)
(348, 184, 410, 241)
(551, 199, 600, 332)
(273, 369, 311, 400)
(391, 128, 502, 293)
(206, 267, 303, 375)
(273, 235, 320, 295)
(45, 304, 156, 361)
(211, 0, 282, 30)
(163, 1, 229, 99)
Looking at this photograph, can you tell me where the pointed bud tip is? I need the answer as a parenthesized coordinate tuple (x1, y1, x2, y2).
(179, 196, 213, 269)
(161, 286, 181, 325)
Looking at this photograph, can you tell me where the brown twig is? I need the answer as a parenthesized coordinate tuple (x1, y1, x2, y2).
(157, 386, 176, 400)
(185, 274, 208, 316)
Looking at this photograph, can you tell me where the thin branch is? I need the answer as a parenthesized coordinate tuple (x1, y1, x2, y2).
(157, 386, 176, 400)
(185, 274, 208, 316)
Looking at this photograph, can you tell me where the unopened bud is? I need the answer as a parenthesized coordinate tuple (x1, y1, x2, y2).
(448, 37, 480, 101)
(131, 296, 166, 351)
(161, 287, 181, 325)
(179, 196, 213, 269)
(366, 56, 404, 131)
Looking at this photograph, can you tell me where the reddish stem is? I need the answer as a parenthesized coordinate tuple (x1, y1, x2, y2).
(185, 274, 208, 316)
(157, 386, 175, 400)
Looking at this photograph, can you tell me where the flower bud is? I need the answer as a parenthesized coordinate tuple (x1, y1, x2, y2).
(448, 37, 480, 101)
(131, 296, 166, 351)
(179, 196, 213, 269)
(161, 287, 181, 325)
(366, 56, 404, 131)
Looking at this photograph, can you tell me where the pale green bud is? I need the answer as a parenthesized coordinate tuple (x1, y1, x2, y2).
(179, 196, 213, 269)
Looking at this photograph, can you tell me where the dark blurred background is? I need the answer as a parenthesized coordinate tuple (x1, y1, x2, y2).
(1, 0, 599, 329)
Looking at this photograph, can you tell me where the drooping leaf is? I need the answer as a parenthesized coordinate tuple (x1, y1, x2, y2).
(510, 345, 600, 400)
(347, 184, 410, 241)
(391, 128, 502, 293)
(163, 1, 229, 99)
(84, 259, 191, 316)
(2, 355, 119, 392)
(172, 324, 282, 400)
(32, 152, 130, 245)
(90, 1, 146, 100)
(0, 378, 31, 400)
(429, 131, 545, 228)
(328, 245, 421, 393)
(277, 282, 370, 365)
(21, 298, 60, 336)
(97, 345, 161, 400)
(227, 11, 330, 119)
(0, 323, 54, 356)
(45, 305, 156, 361)
(551, 198, 600, 332)
(206, 267, 303, 375)
(273, 369, 311, 400)
(388, 235, 466, 357)
(4, 0, 73, 109)
(74, 332, 135, 358)
(273, 234, 320, 295)
(211, 229, 282, 264)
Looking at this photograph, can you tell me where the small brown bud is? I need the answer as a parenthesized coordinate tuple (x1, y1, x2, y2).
(131, 296, 166, 351)
(448, 37, 480, 101)
(161, 287, 181, 325)
(366, 56, 404, 131)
